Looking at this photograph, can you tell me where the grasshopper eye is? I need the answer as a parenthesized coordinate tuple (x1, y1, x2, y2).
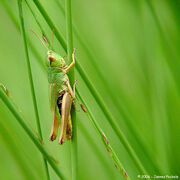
(48, 56, 56, 62)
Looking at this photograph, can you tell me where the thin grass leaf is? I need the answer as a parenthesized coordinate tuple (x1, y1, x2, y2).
(25, 0, 50, 45)
(17, 0, 50, 179)
(0, 0, 46, 73)
(0, 88, 67, 180)
(0, 122, 36, 179)
(32, 0, 67, 50)
(77, 91, 130, 180)
(78, 122, 116, 179)
(64, 0, 77, 180)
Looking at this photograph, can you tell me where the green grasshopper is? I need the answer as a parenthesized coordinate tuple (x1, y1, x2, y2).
(31, 30, 77, 144)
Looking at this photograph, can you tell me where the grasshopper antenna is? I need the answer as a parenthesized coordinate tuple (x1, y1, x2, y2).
(51, 29, 55, 49)
(42, 33, 49, 46)
(30, 29, 49, 50)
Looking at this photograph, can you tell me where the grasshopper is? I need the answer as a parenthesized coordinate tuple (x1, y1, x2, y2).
(31, 30, 77, 144)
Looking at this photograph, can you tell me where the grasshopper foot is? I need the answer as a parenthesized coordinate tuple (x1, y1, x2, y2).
(50, 134, 57, 141)
(59, 138, 64, 145)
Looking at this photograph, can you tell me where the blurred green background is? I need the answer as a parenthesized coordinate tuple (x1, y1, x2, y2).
(0, 0, 179, 179)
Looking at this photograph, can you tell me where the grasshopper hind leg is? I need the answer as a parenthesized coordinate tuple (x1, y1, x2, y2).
(58, 96, 72, 140)
(57, 95, 72, 142)
(58, 92, 72, 144)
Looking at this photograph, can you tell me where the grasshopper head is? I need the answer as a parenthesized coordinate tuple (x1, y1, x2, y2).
(30, 29, 66, 69)
(47, 50, 66, 68)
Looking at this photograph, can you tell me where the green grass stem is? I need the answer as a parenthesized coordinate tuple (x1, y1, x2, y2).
(77, 91, 130, 180)
(65, 0, 77, 180)
(17, 0, 50, 179)
(25, 0, 50, 45)
(0, 1, 45, 72)
(32, 0, 67, 50)
(0, 88, 67, 180)
(78, 122, 116, 179)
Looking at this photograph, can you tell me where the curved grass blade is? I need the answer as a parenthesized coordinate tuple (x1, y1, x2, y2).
(78, 122, 117, 179)
(0, 88, 67, 180)
(0, 122, 36, 179)
(76, 91, 130, 180)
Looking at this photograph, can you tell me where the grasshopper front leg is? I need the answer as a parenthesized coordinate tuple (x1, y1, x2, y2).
(63, 48, 76, 74)
(64, 80, 78, 99)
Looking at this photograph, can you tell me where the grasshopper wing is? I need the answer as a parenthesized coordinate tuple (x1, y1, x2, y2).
(49, 83, 59, 141)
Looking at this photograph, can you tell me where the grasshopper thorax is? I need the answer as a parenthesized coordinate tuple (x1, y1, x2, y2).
(47, 50, 66, 68)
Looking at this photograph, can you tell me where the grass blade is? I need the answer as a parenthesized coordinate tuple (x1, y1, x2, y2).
(32, 0, 67, 50)
(78, 122, 116, 179)
(77, 91, 130, 180)
(0, 88, 67, 180)
(0, 0, 46, 72)
(17, 0, 50, 179)
(65, 0, 77, 180)
(0, 122, 36, 179)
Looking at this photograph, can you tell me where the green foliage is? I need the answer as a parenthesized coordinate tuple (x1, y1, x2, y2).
(0, 0, 179, 180)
